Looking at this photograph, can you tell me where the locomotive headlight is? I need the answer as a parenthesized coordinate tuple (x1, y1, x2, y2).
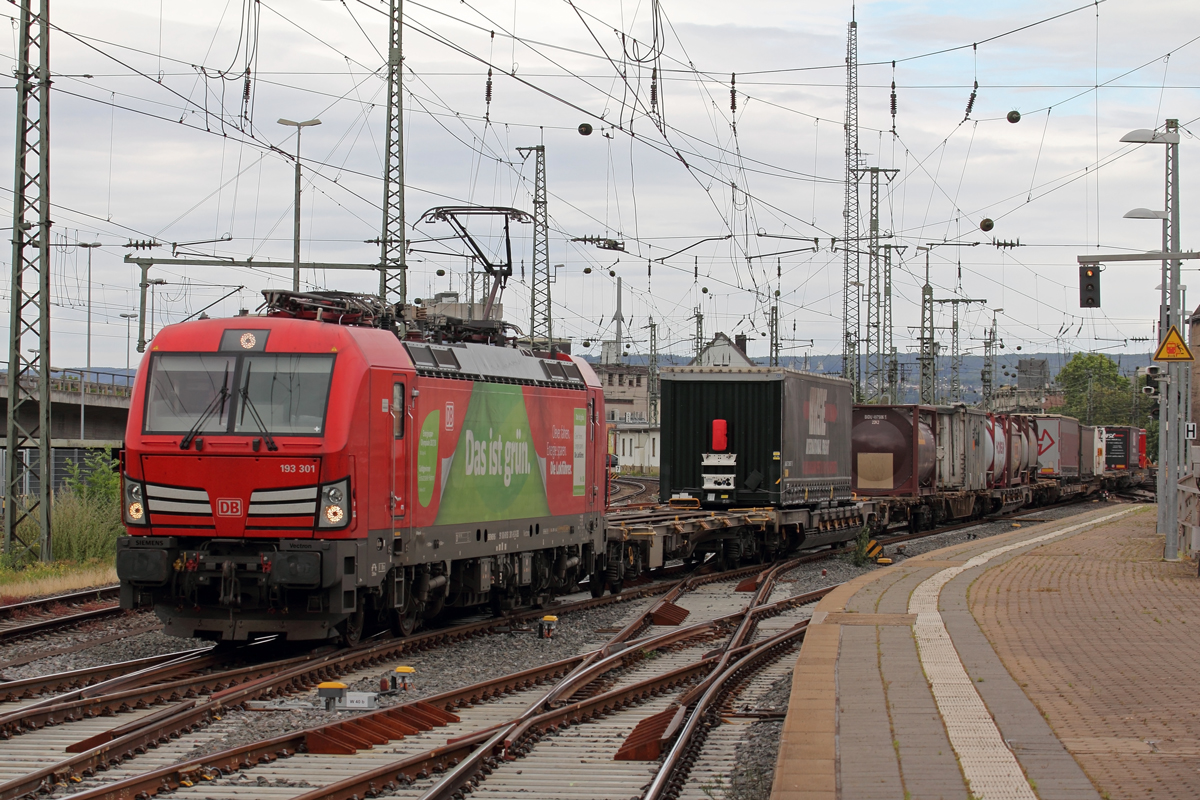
(123, 477, 148, 525)
(318, 477, 351, 529)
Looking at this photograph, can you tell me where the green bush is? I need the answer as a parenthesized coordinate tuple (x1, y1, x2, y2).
(8, 451, 125, 566)
(851, 525, 873, 567)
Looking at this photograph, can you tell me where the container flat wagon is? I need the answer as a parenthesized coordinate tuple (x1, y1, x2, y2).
(657, 366, 857, 563)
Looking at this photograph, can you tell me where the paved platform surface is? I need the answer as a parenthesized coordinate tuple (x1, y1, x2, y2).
(771, 504, 1199, 800)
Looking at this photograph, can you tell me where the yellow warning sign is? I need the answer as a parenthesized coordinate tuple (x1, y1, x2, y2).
(1153, 325, 1194, 362)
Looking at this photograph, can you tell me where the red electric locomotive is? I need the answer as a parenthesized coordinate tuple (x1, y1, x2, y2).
(116, 293, 609, 643)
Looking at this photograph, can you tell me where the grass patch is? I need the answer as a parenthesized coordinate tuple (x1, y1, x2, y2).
(0, 451, 123, 600)
(0, 562, 116, 603)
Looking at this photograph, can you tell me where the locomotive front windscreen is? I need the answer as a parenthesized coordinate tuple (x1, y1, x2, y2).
(144, 353, 335, 436)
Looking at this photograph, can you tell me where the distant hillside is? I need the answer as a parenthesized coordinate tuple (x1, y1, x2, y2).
(583, 350, 1155, 405)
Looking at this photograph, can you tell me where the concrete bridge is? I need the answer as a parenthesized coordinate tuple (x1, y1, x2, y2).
(0, 369, 131, 449)
(0, 369, 132, 492)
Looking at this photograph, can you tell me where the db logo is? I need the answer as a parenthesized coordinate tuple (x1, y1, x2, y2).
(216, 498, 243, 517)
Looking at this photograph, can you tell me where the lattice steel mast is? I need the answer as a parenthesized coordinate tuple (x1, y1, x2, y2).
(918, 248, 936, 404)
(769, 305, 780, 367)
(859, 167, 898, 402)
(883, 244, 900, 401)
(647, 318, 659, 424)
(5, 0, 52, 561)
(517, 145, 550, 349)
(841, 16, 861, 398)
(981, 309, 1002, 410)
(378, 0, 406, 306)
(934, 296, 986, 403)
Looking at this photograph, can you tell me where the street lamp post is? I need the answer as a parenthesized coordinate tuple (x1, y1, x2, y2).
(119, 312, 137, 373)
(76, 242, 102, 372)
(1121, 119, 1183, 558)
(277, 118, 322, 292)
(147, 278, 166, 339)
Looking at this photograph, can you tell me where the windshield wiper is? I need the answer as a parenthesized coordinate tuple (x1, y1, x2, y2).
(238, 363, 278, 451)
(180, 363, 229, 450)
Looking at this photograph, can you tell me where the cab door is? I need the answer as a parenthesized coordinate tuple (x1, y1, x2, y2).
(390, 378, 408, 531)
(369, 370, 407, 535)
(588, 390, 600, 510)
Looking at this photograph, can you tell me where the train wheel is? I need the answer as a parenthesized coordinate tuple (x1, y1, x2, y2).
(422, 592, 446, 620)
(589, 571, 606, 598)
(390, 605, 421, 637)
(606, 554, 622, 592)
(339, 606, 365, 647)
(623, 544, 642, 582)
(715, 541, 733, 571)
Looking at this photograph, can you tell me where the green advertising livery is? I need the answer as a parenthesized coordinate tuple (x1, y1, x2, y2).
(416, 409, 440, 507)
(432, 384, 551, 525)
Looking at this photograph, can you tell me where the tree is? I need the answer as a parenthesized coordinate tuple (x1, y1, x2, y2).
(1055, 353, 1155, 429)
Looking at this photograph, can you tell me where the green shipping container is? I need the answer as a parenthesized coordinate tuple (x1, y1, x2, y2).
(659, 367, 853, 508)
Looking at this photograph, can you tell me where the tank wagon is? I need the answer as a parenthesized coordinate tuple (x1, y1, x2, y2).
(851, 405, 1149, 523)
(115, 292, 610, 644)
(851, 405, 991, 529)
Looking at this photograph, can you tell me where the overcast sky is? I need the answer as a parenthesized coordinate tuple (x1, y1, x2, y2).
(2, 0, 1198, 370)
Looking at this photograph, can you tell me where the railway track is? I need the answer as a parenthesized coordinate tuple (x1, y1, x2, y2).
(611, 476, 659, 506)
(0, 586, 124, 645)
(0, 500, 1109, 800)
(47, 555, 825, 800)
(0, 563, 768, 800)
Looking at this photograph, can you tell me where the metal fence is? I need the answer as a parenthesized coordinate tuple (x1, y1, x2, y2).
(0, 447, 117, 497)
(0, 364, 134, 399)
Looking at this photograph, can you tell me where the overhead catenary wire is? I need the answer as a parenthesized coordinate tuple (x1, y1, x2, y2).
(9, 1, 1193, 360)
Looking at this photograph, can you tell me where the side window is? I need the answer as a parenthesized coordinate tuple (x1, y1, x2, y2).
(393, 383, 405, 438)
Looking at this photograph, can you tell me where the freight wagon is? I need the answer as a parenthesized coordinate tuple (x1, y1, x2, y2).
(851, 406, 1148, 524)
(653, 366, 866, 565)
(659, 366, 853, 508)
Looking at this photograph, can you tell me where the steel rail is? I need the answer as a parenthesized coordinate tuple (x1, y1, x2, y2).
(412, 569, 719, 800)
(56, 625, 727, 800)
(47, 584, 834, 800)
(0, 648, 214, 738)
(0, 648, 209, 702)
(0, 585, 118, 620)
(0, 624, 162, 673)
(0, 604, 126, 644)
(420, 602, 819, 800)
(417, 576, 834, 800)
(0, 569, 718, 800)
(0, 500, 1089, 799)
(645, 621, 811, 799)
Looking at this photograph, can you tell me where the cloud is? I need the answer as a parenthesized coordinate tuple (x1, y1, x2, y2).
(0, 0, 1194, 368)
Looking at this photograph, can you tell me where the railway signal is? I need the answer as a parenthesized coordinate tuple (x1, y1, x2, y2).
(1078, 266, 1101, 307)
